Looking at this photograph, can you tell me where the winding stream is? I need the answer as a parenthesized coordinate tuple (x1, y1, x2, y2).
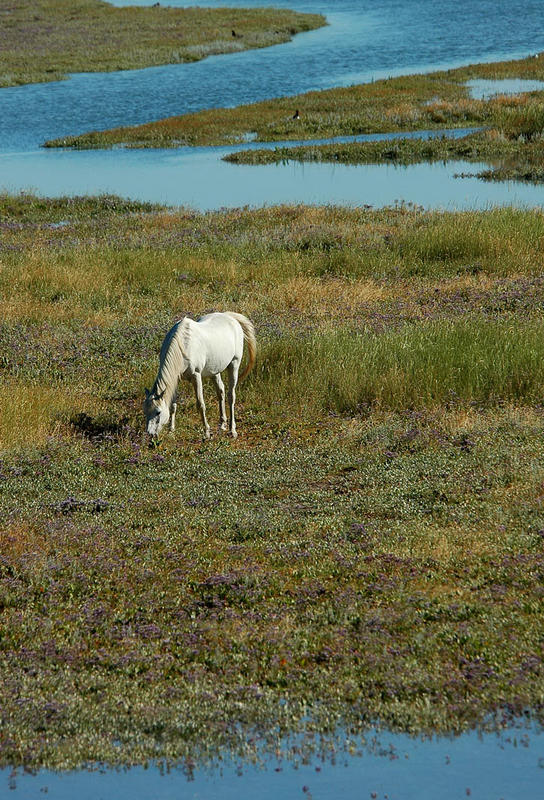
(1, 0, 544, 209)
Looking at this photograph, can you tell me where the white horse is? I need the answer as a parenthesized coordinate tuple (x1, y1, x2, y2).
(144, 311, 256, 439)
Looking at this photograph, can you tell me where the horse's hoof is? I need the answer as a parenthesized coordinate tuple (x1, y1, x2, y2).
(230, 430, 238, 439)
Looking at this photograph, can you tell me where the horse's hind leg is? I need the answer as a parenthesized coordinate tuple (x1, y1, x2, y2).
(213, 373, 227, 431)
(192, 373, 211, 439)
(227, 360, 239, 439)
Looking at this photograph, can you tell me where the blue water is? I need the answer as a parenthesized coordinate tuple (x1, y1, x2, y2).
(3, 146, 542, 211)
(3, 723, 544, 799)
(1, 0, 544, 208)
(467, 78, 544, 100)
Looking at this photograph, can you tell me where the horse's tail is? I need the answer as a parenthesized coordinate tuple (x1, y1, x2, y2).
(226, 312, 257, 382)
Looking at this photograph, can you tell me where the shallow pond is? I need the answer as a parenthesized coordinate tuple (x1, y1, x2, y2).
(3, 147, 543, 211)
(3, 722, 543, 799)
(467, 78, 544, 100)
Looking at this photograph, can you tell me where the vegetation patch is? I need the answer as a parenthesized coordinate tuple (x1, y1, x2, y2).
(224, 125, 544, 184)
(0, 0, 326, 88)
(44, 52, 544, 149)
(1, 194, 544, 769)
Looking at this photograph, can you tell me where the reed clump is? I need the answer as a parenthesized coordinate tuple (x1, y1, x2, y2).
(492, 102, 544, 139)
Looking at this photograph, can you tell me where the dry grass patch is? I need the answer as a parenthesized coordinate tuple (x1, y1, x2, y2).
(265, 276, 387, 315)
(0, 523, 48, 561)
(0, 381, 102, 449)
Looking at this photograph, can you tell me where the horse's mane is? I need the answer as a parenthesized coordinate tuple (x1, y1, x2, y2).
(153, 318, 190, 398)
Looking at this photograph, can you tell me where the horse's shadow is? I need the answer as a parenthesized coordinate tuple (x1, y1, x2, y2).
(69, 412, 132, 441)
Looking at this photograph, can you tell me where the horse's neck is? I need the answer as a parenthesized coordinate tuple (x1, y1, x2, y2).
(153, 375, 177, 407)
(154, 333, 185, 405)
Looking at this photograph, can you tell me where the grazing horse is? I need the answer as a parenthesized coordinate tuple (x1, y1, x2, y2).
(144, 312, 256, 439)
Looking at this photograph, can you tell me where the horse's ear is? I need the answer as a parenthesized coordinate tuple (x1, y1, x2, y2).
(144, 388, 150, 399)
(156, 389, 165, 400)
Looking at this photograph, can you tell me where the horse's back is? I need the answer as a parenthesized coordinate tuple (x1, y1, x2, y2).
(198, 313, 243, 342)
(190, 313, 243, 376)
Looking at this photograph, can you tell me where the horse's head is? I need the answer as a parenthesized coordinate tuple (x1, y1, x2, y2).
(143, 388, 170, 438)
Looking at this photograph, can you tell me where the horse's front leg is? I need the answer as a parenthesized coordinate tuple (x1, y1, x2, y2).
(169, 393, 177, 432)
(192, 373, 211, 439)
(213, 373, 227, 431)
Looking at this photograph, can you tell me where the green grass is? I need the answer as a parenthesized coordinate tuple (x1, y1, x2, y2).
(0, 0, 326, 88)
(256, 318, 544, 414)
(1, 194, 544, 769)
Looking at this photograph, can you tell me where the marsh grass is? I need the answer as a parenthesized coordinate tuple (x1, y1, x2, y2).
(222, 128, 526, 165)
(44, 70, 486, 148)
(2, 195, 544, 768)
(225, 120, 544, 184)
(0, 0, 325, 87)
(48, 52, 544, 149)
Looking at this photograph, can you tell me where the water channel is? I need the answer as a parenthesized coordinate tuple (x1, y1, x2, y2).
(1, 0, 544, 210)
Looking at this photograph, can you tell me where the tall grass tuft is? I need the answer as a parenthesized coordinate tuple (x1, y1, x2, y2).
(253, 318, 544, 415)
(494, 103, 544, 139)
(395, 208, 544, 273)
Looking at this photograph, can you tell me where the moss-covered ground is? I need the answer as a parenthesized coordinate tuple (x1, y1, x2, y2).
(1, 195, 544, 769)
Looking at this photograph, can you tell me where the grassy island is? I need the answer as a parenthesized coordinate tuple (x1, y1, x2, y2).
(1, 194, 544, 769)
(44, 52, 544, 149)
(0, 0, 326, 88)
(223, 124, 544, 184)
